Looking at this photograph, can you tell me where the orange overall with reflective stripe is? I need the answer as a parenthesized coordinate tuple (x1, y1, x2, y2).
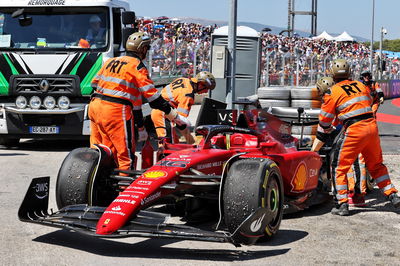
(151, 77, 195, 139)
(320, 79, 397, 203)
(89, 55, 159, 171)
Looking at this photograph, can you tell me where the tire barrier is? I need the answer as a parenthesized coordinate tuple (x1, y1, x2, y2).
(258, 86, 291, 100)
(269, 106, 319, 120)
(258, 87, 291, 108)
(291, 125, 318, 135)
(291, 99, 322, 108)
(260, 99, 290, 108)
(290, 87, 320, 100)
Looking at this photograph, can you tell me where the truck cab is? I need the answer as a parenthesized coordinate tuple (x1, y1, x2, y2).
(0, 0, 136, 146)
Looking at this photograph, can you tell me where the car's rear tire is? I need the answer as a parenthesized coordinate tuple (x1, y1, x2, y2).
(223, 158, 284, 238)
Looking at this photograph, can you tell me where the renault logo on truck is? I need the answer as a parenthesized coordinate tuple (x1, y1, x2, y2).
(39, 79, 49, 92)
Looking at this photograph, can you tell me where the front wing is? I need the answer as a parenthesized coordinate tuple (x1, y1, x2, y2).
(18, 177, 271, 246)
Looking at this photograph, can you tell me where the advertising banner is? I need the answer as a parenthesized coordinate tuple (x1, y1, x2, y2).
(377, 80, 400, 99)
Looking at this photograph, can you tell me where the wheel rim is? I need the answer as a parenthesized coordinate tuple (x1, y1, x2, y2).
(270, 188, 278, 212)
(265, 174, 280, 225)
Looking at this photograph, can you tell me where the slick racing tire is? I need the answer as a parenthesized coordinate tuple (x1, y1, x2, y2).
(223, 158, 284, 239)
(260, 99, 290, 108)
(258, 87, 291, 100)
(56, 147, 117, 209)
(0, 137, 20, 147)
(291, 99, 321, 108)
(290, 87, 320, 100)
(56, 148, 99, 209)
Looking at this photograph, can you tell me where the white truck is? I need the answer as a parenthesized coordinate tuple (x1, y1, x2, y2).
(0, 0, 137, 146)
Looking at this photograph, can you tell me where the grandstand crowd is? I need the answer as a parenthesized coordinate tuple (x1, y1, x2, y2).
(136, 17, 400, 85)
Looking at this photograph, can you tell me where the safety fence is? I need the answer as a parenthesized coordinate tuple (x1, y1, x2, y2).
(147, 39, 211, 79)
(145, 39, 400, 90)
(260, 52, 400, 87)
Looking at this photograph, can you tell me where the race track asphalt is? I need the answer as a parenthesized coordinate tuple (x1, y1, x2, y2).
(376, 98, 400, 154)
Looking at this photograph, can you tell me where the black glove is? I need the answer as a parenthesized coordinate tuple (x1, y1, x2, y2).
(377, 91, 384, 104)
(176, 123, 187, 130)
(316, 131, 330, 143)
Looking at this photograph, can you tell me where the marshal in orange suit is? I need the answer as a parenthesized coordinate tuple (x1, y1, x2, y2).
(315, 59, 399, 215)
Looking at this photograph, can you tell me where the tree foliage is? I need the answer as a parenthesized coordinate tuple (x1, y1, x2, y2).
(364, 39, 400, 52)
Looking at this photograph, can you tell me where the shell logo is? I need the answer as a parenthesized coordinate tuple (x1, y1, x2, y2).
(291, 162, 307, 192)
(143, 170, 168, 179)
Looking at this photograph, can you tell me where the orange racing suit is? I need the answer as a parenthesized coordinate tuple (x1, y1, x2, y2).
(318, 79, 397, 204)
(347, 81, 382, 194)
(89, 54, 170, 171)
(151, 77, 195, 142)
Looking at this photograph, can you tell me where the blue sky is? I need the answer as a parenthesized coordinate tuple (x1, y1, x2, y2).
(129, 0, 399, 40)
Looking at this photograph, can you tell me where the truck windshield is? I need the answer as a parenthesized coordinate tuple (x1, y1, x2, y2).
(0, 7, 109, 51)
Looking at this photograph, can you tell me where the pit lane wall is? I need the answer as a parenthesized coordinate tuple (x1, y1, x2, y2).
(377, 80, 400, 99)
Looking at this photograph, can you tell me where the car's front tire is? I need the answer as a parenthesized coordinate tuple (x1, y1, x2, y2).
(223, 158, 284, 239)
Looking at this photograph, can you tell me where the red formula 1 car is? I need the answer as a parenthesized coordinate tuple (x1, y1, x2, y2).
(19, 99, 331, 246)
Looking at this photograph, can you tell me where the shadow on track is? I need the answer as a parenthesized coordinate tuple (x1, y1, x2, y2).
(33, 230, 290, 261)
(347, 188, 400, 216)
(0, 139, 89, 152)
(256, 229, 308, 247)
(0, 152, 28, 156)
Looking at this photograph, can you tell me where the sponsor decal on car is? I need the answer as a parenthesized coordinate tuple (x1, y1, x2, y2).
(141, 191, 161, 206)
(143, 170, 167, 179)
(155, 160, 189, 168)
(104, 210, 126, 216)
(104, 219, 111, 225)
(291, 162, 308, 192)
(32, 182, 48, 199)
(137, 180, 153, 185)
(129, 186, 149, 191)
(196, 161, 223, 170)
(124, 190, 145, 195)
(250, 214, 266, 232)
(113, 199, 136, 205)
(112, 206, 121, 211)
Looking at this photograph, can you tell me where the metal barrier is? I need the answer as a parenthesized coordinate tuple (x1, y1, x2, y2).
(145, 38, 400, 87)
(147, 39, 211, 79)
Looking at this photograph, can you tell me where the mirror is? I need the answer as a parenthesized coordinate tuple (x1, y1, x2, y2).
(19, 17, 32, 27)
(122, 11, 135, 25)
(12, 8, 32, 27)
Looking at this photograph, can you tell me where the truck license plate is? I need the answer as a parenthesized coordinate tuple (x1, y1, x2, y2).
(29, 126, 60, 134)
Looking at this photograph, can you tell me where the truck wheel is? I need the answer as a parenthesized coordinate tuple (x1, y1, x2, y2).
(223, 158, 284, 238)
(56, 147, 117, 209)
(0, 137, 20, 147)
